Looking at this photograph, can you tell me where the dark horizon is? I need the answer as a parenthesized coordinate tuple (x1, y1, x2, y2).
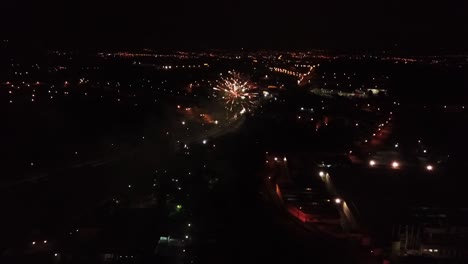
(1, 0, 467, 52)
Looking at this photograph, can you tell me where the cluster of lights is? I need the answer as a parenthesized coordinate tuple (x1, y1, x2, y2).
(162, 64, 208, 70)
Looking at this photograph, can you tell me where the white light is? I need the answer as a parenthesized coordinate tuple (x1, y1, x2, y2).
(335, 198, 342, 204)
(274, 157, 278, 161)
(392, 161, 399, 169)
(369, 160, 376, 166)
(181, 121, 185, 125)
(43, 240, 47, 244)
(283, 157, 287, 162)
(423, 149, 427, 153)
(185, 235, 189, 239)
(54, 253, 58, 257)
(202, 139, 207, 144)
(319, 171, 325, 177)
(426, 165, 433, 171)
(32, 241, 36, 245)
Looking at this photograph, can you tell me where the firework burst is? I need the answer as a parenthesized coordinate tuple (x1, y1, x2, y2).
(213, 72, 257, 115)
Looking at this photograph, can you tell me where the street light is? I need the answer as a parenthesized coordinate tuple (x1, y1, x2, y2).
(426, 165, 433, 171)
(319, 171, 325, 177)
(335, 198, 342, 204)
(392, 161, 399, 169)
(369, 160, 376, 167)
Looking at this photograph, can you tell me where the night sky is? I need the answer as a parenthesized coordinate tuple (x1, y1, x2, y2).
(1, 0, 467, 50)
